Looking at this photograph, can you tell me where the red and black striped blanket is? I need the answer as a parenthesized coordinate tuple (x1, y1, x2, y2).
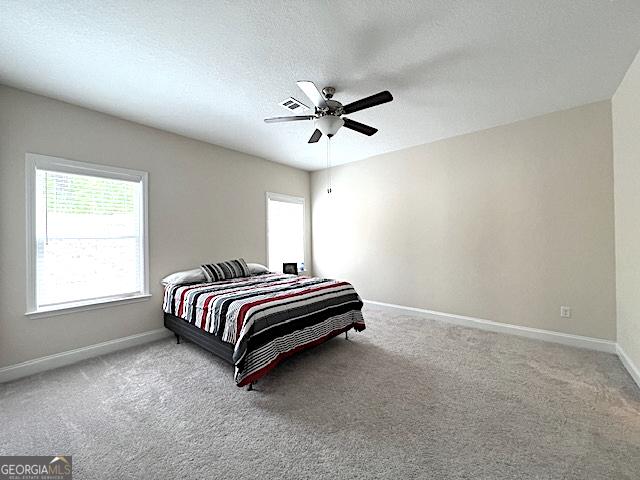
(162, 273, 365, 386)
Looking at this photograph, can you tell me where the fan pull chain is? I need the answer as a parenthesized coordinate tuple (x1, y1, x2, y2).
(326, 137, 332, 194)
(45, 171, 49, 245)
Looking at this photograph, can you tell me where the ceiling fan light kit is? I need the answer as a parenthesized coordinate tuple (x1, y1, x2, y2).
(264, 80, 393, 143)
(316, 115, 344, 138)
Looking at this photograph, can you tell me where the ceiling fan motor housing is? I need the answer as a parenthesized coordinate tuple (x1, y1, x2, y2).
(315, 114, 344, 137)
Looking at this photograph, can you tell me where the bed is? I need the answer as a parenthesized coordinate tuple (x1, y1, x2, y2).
(162, 273, 365, 388)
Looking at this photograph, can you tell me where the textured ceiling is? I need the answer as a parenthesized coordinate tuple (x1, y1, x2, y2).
(1, 1, 640, 171)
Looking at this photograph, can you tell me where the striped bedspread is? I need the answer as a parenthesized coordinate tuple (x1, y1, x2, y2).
(163, 273, 365, 386)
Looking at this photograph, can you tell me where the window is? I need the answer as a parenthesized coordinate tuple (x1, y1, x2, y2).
(26, 153, 149, 315)
(266, 192, 305, 273)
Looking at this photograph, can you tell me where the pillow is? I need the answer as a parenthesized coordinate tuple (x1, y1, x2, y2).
(247, 263, 269, 275)
(201, 258, 250, 282)
(161, 268, 206, 286)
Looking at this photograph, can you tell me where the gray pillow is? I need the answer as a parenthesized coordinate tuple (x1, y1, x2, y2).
(161, 268, 206, 286)
(247, 263, 269, 275)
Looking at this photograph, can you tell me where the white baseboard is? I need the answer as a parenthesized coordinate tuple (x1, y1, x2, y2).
(616, 344, 640, 389)
(363, 300, 617, 354)
(3, 305, 637, 390)
(0, 328, 171, 383)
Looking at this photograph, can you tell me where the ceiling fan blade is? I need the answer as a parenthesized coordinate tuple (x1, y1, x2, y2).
(342, 91, 393, 115)
(296, 81, 328, 109)
(264, 115, 314, 123)
(343, 118, 378, 136)
(308, 129, 322, 143)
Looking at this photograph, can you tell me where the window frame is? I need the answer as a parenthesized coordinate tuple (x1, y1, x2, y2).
(25, 153, 150, 317)
(265, 192, 306, 273)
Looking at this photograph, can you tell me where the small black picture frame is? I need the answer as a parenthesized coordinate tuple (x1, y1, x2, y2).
(282, 263, 298, 275)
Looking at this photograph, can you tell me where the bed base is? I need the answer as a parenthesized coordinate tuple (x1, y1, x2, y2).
(164, 313, 234, 363)
(165, 313, 258, 390)
(165, 312, 353, 391)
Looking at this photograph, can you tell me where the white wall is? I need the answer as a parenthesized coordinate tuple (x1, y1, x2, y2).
(312, 101, 616, 340)
(0, 86, 311, 368)
(0, 83, 626, 370)
(612, 49, 640, 371)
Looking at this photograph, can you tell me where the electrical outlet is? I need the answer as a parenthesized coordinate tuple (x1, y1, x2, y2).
(560, 306, 571, 318)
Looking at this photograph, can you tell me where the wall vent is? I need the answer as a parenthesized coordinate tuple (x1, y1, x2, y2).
(279, 97, 309, 113)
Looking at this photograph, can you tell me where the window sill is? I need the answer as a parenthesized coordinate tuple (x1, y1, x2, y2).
(25, 294, 152, 319)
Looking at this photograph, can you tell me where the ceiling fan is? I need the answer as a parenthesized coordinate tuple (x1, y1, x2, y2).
(264, 81, 393, 143)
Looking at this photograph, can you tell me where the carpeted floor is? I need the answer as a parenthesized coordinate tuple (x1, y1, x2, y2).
(1, 304, 639, 479)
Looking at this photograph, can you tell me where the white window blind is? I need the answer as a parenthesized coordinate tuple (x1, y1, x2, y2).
(26, 154, 149, 314)
(267, 193, 305, 273)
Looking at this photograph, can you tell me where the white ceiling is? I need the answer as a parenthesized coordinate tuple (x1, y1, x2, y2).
(1, 1, 640, 171)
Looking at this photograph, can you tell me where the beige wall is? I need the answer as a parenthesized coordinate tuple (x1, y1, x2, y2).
(312, 101, 616, 340)
(612, 50, 640, 369)
(0, 84, 624, 368)
(0, 86, 311, 368)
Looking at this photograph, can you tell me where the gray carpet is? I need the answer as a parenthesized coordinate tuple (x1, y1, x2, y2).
(1, 304, 639, 479)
